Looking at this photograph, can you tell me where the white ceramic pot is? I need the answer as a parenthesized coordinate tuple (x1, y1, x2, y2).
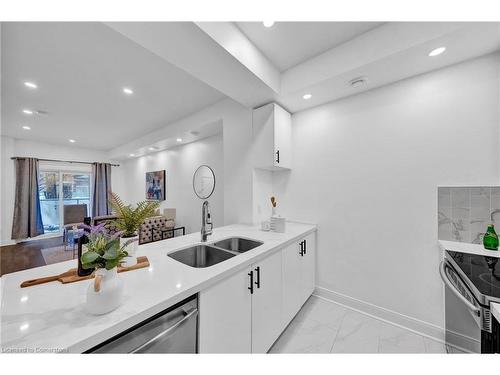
(120, 235, 139, 267)
(85, 268, 123, 315)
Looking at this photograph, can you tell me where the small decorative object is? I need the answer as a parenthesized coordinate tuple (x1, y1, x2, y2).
(483, 224, 499, 251)
(109, 192, 160, 266)
(146, 170, 166, 201)
(271, 196, 277, 217)
(261, 220, 271, 231)
(271, 217, 286, 233)
(269, 196, 286, 233)
(80, 223, 128, 315)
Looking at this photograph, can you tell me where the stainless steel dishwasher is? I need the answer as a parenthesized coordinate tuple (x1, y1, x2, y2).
(87, 295, 198, 353)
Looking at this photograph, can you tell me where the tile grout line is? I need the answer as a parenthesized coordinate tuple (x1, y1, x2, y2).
(328, 309, 349, 353)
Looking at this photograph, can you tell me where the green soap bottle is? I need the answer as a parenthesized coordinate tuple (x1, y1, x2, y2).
(483, 224, 499, 251)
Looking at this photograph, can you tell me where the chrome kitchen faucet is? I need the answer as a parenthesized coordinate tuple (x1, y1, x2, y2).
(201, 201, 213, 242)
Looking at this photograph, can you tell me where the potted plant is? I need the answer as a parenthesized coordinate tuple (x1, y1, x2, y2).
(80, 223, 128, 315)
(108, 192, 160, 266)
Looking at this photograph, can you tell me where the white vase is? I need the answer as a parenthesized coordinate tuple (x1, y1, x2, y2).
(120, 235, 139, 267)
(85, 268, 124, 315)
(271, 207, 277, 217)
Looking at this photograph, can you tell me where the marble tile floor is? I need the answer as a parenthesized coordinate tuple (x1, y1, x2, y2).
(269, 295, 465, 354)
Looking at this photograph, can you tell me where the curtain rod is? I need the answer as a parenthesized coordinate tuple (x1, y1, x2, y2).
(10, 157, 120, 167)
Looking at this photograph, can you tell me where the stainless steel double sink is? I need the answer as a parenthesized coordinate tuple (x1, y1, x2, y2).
(168, 237, 263, 268)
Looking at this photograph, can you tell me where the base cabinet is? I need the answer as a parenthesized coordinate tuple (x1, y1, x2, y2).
(198, 232, 315, 353)
(251, 251, 283, 353)
(198, 266, 252, 353)
(282, 233, 316, 327)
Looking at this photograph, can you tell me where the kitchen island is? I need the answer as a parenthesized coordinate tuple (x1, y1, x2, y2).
(0, 223, 316, 353)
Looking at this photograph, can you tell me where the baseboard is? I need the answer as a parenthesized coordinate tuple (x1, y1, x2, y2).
(314, 286, 445, 343)
(445, 328, 480, 353)
(0, 239, 16, 247)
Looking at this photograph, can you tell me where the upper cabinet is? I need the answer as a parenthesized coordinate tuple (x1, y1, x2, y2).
(253, 103, 292, 170)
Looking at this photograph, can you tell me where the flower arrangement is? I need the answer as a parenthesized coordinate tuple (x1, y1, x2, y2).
(108, 192, 160, 238)
(80, 223, 129, 270)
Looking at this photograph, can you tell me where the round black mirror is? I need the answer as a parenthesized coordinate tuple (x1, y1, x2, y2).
(193, 165, 216, 200)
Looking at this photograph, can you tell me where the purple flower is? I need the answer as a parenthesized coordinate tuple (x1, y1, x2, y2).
(110, 230, 125, 241)
(79, 222, 108, 236)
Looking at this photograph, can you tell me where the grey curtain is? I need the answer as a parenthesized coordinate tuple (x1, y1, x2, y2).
(11, 158, 45, 239)
(92, 162, 112, 217)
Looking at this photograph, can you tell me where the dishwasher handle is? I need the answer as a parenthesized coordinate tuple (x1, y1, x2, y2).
(130, 307, 198, 353)
(439, 261, 480, 317)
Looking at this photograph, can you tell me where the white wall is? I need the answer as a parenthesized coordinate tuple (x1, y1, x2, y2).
(116, 134, 224, 235)
(273, 53, 500, 330)
(116, 98, 254, 226)
(0, 136, 116, 245)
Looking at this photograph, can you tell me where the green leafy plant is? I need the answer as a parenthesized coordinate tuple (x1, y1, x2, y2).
(108, 192, 160, 238)
(80, 223, 129, 270)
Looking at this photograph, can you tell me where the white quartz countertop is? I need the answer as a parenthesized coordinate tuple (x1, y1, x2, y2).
(0, 222, 316, 353)
(492, 303, 500, 324)
(438, 240, 500, 258)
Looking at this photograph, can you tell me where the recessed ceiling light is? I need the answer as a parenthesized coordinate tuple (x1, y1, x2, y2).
(22, 125, 31, 130)
(24, 81, 38, 89)
(263, 21, 275, 28)
(129, 153, 135, 157)
(123, 87, 134, 95)
(303, 93, 312, 100)
(148, 147, 158, 151)
(68, 139, 76, 143)
(23, 109, 33, 115)
(429, 47, 446, 57)
(176, 138, 183, 143)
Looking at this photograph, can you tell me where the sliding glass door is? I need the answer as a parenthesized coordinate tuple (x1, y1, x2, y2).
(39, 169, 91, 234)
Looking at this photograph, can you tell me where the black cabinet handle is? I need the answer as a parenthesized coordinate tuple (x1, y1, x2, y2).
(255, 266, 261, 288)
(276, 149, 280, 164)
(248, 270, 254, 294)
(299, 241, 304, 256)
(304, 239, 307, 255)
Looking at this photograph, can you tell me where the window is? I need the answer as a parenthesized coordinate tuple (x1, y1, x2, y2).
(39, 166, 91, 234)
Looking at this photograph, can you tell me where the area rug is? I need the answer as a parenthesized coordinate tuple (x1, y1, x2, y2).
(40, 245, 76, 265)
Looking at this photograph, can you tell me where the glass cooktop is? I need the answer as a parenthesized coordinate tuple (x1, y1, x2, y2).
(447, 250, 500, 299)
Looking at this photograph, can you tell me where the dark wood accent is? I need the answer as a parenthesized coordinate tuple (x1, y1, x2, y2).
(0, 236, 63, 276)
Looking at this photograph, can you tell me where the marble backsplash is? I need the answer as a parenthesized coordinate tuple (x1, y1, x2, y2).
(438, 186, 500, 244)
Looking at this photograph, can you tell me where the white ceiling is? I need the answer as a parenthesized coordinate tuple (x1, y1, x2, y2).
(235, 22, 384, 71)
(2, 22, 499, 157)
(1, 22, 225, 150)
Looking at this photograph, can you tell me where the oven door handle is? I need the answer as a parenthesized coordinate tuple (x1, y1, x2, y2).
(439, 261, 481, 317)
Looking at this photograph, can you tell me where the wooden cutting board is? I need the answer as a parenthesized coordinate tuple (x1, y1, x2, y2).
(20, 256, 150, 288)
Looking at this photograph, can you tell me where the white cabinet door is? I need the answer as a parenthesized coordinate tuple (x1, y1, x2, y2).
(282, 241, 304, 327)
(198, 266, 252, 353)
(273, 104, 292, 169)
(301, 233, 316, 302)
(251, 250, 283, 353)
(252, 103, 292, 170)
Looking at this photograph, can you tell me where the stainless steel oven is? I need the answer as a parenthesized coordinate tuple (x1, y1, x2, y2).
(87, 295, 198, 353)
(440, 251, 500, 353)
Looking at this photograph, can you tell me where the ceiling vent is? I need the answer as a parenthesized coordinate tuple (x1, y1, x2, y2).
(349, 77, 367, 88)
